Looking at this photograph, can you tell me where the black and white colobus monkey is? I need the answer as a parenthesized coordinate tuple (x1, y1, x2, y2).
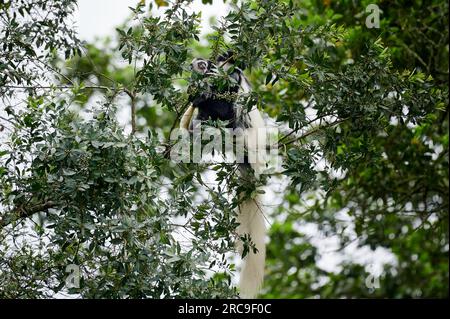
(180, 52, 266, 298)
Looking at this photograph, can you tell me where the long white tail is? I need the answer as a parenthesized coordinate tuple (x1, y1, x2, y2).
(236, 103, 267, 298)
(236, 194, 266, 298)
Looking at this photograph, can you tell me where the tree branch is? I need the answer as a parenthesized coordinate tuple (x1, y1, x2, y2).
(3, 84, 139, 134)
(279, 117, 350, 148)
(277, 111, 337, 144)
(123, 88, 136, 134)
(0, 201, 56, 228)
(2, 85, 114, 91)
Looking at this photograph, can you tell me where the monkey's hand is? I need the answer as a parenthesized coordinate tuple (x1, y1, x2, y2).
(190, 90, 213, 107)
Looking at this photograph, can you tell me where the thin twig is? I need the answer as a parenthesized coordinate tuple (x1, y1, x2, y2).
(123, 88, 136, 134)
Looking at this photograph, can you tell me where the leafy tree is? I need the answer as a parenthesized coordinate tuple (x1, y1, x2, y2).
(259, 0, 449, 298)
(0, 0, 448, 298)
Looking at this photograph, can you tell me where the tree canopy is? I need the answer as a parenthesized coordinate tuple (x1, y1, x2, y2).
(0, 0, 448, 298)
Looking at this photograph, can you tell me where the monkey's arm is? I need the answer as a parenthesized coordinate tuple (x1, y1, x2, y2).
(181, 83, 213, 130)
(180, 105, 195, 130)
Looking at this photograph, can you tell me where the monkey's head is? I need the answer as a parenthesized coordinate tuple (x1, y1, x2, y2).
(191, 58, 214, 75)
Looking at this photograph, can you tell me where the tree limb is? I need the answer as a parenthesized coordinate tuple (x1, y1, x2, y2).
(123, 88, 137, 134)
(2, 85, 114, 91)
(0, 201, 56, 228)
(279, 117, 350, 148)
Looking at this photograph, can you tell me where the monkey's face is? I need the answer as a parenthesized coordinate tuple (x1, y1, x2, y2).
(191, 58, 213, 75)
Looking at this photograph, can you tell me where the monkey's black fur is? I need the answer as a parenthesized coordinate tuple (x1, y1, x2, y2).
(188, 53, 246, 129)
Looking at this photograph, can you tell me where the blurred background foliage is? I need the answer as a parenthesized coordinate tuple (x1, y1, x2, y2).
(0, 0, 448, 298)
(260, 0, 448, 298)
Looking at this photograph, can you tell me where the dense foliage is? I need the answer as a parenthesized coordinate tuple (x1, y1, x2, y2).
(0, 0, 448, 298)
